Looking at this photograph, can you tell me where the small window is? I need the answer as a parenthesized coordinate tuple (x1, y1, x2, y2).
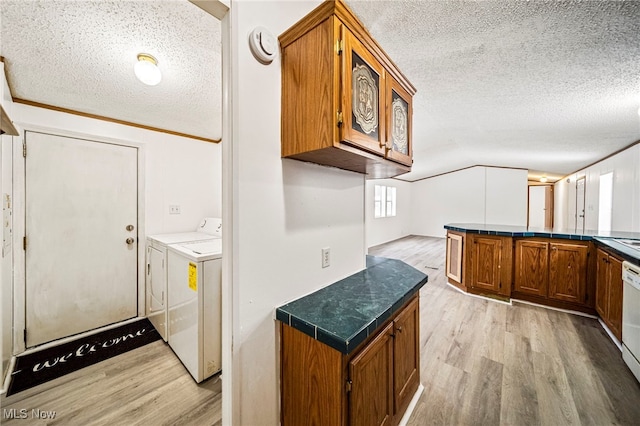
(598, 172, 613, 232)
(374, 185, 396, 218)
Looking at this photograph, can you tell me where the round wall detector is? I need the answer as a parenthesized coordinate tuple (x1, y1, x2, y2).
(249, 26, 277, 64)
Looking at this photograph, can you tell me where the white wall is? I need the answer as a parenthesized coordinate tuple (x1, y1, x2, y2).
(2, 102, 220, 357)
(411, 167, 485, 238)
(229, 1, 366, 424)
(485, 167, 528, 225)
(528, 186, 546, 228)
(365, 178, 412, 247)
(12, 103, 221, 235)
(410, 166, 528, 238)
(1, 134, 13, 384)
(554, 176, 570, 229)
(1, 64, 16, 385)
(555, 144, 640, 233)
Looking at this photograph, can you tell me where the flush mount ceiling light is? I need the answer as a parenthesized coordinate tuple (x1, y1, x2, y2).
(134, 53, 161, 86)
(539, 176, 548, 183)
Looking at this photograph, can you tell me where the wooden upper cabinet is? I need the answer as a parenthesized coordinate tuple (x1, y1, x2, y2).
(342, 27, 386, 156)
(514, 240, 549, 297)
(279, 0, 416, 179)
(385, 76, 413, 166)
(548, 243, 588, 304)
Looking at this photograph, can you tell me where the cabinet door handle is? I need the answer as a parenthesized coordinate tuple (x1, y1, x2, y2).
(396, 326, 403, 333)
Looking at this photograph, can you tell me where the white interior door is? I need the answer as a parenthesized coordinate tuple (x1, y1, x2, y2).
(576, 177, 586, 233)
(25, 131, 138, 347)
(528, 186, 546, 228)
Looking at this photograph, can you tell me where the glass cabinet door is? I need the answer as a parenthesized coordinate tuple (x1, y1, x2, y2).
(385, 76, 413, 166)
(341, 28, 386, 156)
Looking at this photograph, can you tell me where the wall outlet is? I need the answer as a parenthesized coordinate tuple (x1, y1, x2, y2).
(169, 205, 181, 215)
(322, 247, 330, 268)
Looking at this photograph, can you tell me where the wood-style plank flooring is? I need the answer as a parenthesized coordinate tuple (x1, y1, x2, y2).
(1, 340, 221, 425)
(369, 235, 640, 426)
(3, 235, 640, 425)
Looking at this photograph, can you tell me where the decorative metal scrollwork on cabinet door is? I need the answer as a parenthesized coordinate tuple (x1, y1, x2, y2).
(351, 52, 379, 140)
(390, 91, 409, 155)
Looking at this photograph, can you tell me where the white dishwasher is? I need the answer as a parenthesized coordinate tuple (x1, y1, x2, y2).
(622, 261, 640, 383)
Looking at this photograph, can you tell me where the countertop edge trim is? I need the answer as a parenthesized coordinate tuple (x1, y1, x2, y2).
(276, 277, 427, 355)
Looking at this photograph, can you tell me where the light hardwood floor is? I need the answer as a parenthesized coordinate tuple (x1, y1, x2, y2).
(1, 340, 221, 425)
(3, 235, 639, 425)
(369, 235, 640, 426)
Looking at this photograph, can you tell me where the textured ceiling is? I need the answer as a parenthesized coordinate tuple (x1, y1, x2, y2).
(346, 0, 640, 181)
(1, 1, 639, 181)
(0, 0, 221, 140)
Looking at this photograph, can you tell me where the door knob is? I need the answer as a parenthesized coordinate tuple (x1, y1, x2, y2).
(126, 224, 135, 231)
(126, 237, 135, 245)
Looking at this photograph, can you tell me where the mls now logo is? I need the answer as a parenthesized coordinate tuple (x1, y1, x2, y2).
(3, 408, 56, 420)
(3, 409, 28, 419)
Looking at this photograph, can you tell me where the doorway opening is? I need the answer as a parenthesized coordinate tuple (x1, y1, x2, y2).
(576, 177, 586, 233)
(528, 185, 554, 228)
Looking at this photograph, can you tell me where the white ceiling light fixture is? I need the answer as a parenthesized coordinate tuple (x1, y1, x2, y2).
(540, 176, 548, 183)
(134, 53, 162, 86)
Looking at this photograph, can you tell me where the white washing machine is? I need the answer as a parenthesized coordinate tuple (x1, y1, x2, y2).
(167, 239, 222, 382)
(146, 217, 221, 341)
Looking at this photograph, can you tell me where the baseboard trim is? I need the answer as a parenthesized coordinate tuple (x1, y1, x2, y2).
(1, 356, 17, 395)
(512, 299, 598, 319)
(446, 283, 512, 306)
(597, 318, 622, 351)
(398, 383, 424, 426)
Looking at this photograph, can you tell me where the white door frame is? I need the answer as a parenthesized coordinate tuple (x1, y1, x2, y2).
(11, 124, 146, 355)
(575, 176, 586, 233)
(188, 1, 235, 424)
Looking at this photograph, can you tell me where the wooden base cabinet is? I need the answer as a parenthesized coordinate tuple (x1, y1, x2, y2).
(514, 240, 549, 297)
(549, 242, 589, 304)
(281, 297, 420, 426)
(596, 248, 623, 341)
(392, 296, 420, 417)
(467, 234, 512, 297)
(349, 323, 394, 426)
(446, 231, 464, 289)
(513, 238, 594, 312)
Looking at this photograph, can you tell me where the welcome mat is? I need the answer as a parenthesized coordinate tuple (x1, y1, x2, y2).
(7, 318, 160, 396)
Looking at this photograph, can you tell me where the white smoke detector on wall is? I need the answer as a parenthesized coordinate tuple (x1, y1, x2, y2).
(249, 26, 277, 64)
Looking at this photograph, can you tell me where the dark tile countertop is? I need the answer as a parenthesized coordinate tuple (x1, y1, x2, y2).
(593, 238, 640, 266)
(445, 223, 640, 264)
(276, 256, 428, 354)
(445, 223, 640, 241)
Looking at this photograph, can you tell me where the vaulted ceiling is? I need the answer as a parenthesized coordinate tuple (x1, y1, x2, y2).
(2, 0, 639, 182)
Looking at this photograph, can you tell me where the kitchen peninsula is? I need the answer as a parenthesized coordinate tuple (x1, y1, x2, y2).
(276, 256, 428, 426)
(445, 223, 640, 341)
